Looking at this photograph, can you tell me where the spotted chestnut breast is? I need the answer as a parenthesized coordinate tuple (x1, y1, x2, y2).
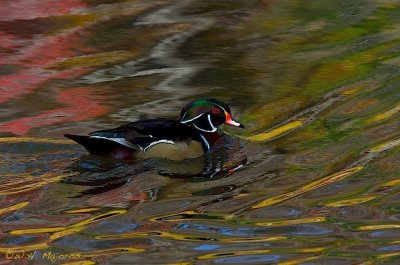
(65, 98, 244, 161)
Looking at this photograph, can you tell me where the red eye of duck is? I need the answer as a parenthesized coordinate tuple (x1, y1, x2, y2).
(211, 107, 220, 114)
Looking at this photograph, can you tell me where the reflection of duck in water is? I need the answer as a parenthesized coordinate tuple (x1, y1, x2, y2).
(65, 98, 244, 161)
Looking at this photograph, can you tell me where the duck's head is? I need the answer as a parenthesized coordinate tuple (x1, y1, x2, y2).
(179, 98, 244, 132)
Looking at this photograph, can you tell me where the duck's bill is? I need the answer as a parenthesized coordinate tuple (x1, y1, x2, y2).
(224, 112, 244, 128)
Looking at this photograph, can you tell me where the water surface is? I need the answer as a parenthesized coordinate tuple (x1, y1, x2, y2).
(1, 0, 400, 264)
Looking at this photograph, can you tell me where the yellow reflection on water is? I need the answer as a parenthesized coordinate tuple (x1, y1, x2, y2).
(252, 166, 363, 209)
(64, 208, 100, 214)
(60, 261, 96, 265)
(1, 173, 74, 196)
(340, 83, 366, 96)
(53, 51, 138, 69)
(79, 247, 145, 258)
(196, 249, 271, 260)
(369, 103, 400, 122)
(197, 247, 324, 260)
(296, 247, 326, 253)
(10, 227, 64, 235)
(368, 138, 400, 153)
(253, 216, 326, 227)
(50, 226, 87, 240)
(357, 224, 400, 231)
(376, 252, 400, 260)
(325, 196, 377, 207)
(381, 178, 400, 187)
(0, 202, 29, 215)
(0, 243, 49, 253)
(279, 256, 321, 265)
(71, 209, 127, 227)
(147, 210, 236, 222)
(244, 120, 304, 142)
(0, 137, 72, 144)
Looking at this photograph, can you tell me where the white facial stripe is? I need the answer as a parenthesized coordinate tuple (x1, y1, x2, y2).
(90, 136, 138, 149)
(199, 134, 210, 150)
(180, 113, 204, 123)
(143, 140, 174, 152)
(207, 114, 217, 131)
(181, 111, 187, 121)
(193, 123, 217, 133)
(217, 104, 227, 113)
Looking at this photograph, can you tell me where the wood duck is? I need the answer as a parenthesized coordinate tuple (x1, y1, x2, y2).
(65, 98, 244, 161)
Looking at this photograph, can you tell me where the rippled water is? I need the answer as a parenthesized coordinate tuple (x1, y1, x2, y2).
(1, 0, 400, 264)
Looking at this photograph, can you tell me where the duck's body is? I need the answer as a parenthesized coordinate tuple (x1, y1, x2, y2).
(66, 119, 216, 160)
(66, 98, 243, 161)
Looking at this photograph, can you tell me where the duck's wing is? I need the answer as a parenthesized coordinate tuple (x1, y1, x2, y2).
(86, 122, 155, 151)
(118, 119, 202, 150)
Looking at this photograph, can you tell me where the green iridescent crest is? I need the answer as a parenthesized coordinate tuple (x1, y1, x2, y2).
(179, 98, 231, 122)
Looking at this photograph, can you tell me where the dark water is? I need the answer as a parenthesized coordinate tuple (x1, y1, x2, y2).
(1, 0, 400, 264)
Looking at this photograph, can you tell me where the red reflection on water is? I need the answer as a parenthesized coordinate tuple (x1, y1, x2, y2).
(0, 0, 112, 135)
(0, 0, 86, 21)
(0, 33, 91, 104)
(0, 87, 109, 135)
(0, 32, 17, 49)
